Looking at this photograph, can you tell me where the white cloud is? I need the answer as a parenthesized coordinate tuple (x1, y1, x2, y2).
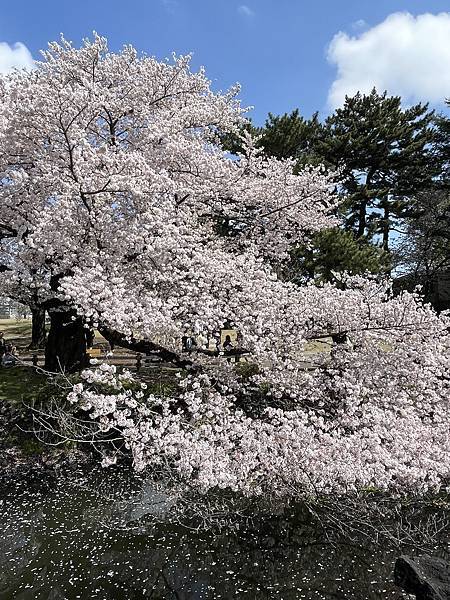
(0, 41, 34, 73)
(238, 5, 254, 18)
(327, 12, 450, 108)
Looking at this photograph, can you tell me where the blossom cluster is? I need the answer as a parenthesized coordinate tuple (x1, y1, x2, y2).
(71, 336, 450, 496)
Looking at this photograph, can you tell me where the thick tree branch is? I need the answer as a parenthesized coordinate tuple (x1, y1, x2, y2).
(98, 325, 196, 371)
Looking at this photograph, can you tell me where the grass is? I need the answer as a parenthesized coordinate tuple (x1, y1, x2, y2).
(0, 366, 50, 455)
(303, 338, 332, 355)
(0, 364, 180, 457)
(0, 318, 35, 349)
(0, 366, 47, 405)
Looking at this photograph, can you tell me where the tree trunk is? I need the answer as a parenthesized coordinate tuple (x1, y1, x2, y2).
(357, 171, 374, 239)
(45, 310, 89, 373)
(29, 306, 46, 349)
(382, 203, 390, 252)
(357, 199, 367, 238)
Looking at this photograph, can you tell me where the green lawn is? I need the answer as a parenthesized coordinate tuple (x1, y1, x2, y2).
(0, 366, 47, 405)
(0, 318, 34, 349)
(0, 366, 58, 456)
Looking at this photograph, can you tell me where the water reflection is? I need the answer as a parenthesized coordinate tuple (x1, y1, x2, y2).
(0, 467, 439, 599)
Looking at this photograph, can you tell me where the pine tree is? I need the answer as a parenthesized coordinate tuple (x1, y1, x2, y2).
(227, 105, 392, 280)
(220, 109, 320, 169)
(257, 109, 321, 167)
(288, 228, 390, 285)
(316, 89, 437, 250)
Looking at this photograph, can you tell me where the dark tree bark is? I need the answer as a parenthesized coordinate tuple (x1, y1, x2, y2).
(382, 203, 390, 252)
(29, 306, 46, 349)
(357, 199, 367, 238)
(45, 310, 89, 373)
(98, 326, 195, 371)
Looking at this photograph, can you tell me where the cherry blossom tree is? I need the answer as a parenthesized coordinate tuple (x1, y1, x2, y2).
(0, 34, 336, 370)
(1, 35, 449, 499)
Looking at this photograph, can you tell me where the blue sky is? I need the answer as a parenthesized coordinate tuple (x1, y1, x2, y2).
(1, 1, 450, 124)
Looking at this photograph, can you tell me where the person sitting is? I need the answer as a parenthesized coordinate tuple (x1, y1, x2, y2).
(182, 335, 196, 353)
(5, 342, 17, 355)
(222, 335, 236, 363)
(2, 349, 17, 367)
(223, 335, 234, 353)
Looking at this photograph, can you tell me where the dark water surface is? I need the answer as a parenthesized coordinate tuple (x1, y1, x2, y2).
(0, 466, 437, 599)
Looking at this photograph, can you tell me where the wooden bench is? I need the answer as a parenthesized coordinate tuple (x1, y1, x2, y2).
(87, 347, 102, 357)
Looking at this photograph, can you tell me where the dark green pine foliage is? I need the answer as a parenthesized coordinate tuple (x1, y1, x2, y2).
(220, 109, 321, 168)
(257, 110, 321, 168)
(316, 89, 437, 250)
(432, 104, 450, 185)
(253, 105, 392, 280)
(219, 120, 260, 156)
(289, 228, 390, 285)
(222, 105, 393, 281)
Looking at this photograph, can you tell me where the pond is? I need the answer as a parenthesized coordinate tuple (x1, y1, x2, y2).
(0, 465, 444, 599)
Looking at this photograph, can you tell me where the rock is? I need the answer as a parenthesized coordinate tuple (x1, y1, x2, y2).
(394, 554, 450, 600)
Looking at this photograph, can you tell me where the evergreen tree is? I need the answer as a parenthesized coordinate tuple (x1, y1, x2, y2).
(224, 93, 437, 279)
(288, 228, 390, 285)
(316, 89, 437, 250)
(226, 105, 392, 279)
(220, 109, 320, 168)
(257, 109, 321, 167)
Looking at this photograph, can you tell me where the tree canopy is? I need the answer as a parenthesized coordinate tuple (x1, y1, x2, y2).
(289, 228, 390, 284)
(0, 36, 449, 499)
(317, 90, 437, 248)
